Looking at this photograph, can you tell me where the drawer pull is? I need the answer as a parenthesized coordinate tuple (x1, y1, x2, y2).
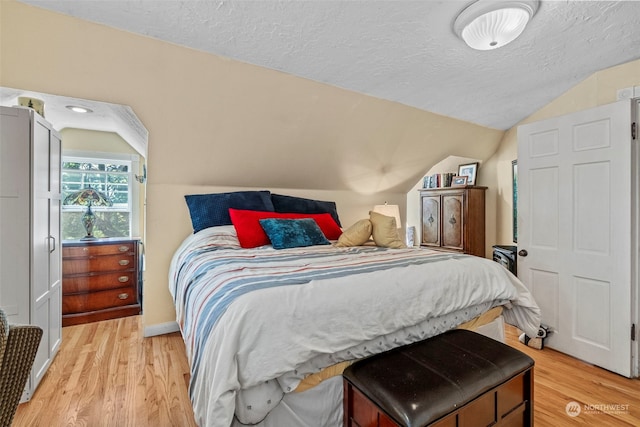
(118, 276, 129, 283)
(119, 259, 130, 266)
(118, 293, 129, 300)
(118, 245, 129, 252)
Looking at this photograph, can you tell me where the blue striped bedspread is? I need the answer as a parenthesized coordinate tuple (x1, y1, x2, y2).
(169, 226, 541, 427)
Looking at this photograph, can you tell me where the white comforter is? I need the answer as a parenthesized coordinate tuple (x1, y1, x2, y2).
(169, 226, 541, 427)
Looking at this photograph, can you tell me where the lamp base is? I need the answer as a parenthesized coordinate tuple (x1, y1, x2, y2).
(80, 235, 97, 241)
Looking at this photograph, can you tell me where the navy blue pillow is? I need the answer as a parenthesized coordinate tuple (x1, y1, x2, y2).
(271, 194, 341, 227)
(185, 190, 274, 233)
(259, 218, 331, 249)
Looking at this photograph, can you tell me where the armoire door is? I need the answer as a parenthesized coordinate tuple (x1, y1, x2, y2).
(441, 194, 463, 251)
(47, 129, 62, 364)
(30, 114, 62, 389)
(421, 195, 440, 247)
(517, 99, 638, 378)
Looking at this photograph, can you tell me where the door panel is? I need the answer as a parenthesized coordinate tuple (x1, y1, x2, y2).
(421, 196, 440, 246)
(574, 276, 610, 348)
(573, 162, 610, 255)
(442, 194, 463, 250)
(528, 269, 559, 333)
(529, 167, 559, 249)
(517, 100, 634, 377)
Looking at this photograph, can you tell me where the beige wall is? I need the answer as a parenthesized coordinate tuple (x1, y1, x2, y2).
(61, 128, 138, 155)
(485, 59, 640, 247)
(1, 1, 505, 331)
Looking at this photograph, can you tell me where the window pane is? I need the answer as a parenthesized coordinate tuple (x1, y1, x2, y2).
(107, 174, 129, 205)
(61, 156, 134, 239)
(105, 164, 128, 172)
(62, 211, 130, 239)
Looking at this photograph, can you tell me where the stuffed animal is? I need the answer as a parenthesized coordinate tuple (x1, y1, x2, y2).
(519, 325, 550, 350)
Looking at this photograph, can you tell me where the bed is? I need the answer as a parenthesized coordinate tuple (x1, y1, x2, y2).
(169, 191, 541, 427)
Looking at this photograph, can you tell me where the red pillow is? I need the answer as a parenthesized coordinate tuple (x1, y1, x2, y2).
(229, 208, 343, 248)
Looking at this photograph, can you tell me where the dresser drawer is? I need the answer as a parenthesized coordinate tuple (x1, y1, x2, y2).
(63, 271, 137, 294)
(63, 253, 135, 275)
(63, 242, 135, 257)
(62, 286, 138, 314)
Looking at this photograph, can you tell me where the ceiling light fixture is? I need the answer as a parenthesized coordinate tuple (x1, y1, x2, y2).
(66, 105, 93, 113)
(453, 0, 539, 51)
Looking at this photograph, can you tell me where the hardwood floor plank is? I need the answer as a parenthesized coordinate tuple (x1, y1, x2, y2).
(12, 317, 640, 426)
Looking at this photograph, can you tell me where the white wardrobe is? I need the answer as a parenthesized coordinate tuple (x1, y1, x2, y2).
(0, 106, 62, 401)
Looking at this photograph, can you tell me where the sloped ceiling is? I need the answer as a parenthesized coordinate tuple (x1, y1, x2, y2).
(18, 0, 640, 130)
(0, 87, 148, 157)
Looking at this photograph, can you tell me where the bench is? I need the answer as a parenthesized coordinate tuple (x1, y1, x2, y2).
(343, 329, 534, 427)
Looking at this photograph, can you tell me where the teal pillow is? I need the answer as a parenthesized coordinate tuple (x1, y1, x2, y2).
(259, 218, 331, 249)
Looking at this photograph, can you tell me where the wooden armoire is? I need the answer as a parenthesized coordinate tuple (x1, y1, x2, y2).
(0, 106, 62, 401)
(419, 186, 487, 257)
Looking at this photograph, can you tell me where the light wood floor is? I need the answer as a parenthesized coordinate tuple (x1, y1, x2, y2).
(13, 316, 640, 426)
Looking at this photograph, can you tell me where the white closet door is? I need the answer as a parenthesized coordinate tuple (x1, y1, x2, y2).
(48, 130, 62, 363)
(31, 116, 53, 384)
(517, 100, 636, 377)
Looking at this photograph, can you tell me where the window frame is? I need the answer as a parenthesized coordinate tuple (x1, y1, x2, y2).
(61, 150, 141, 239)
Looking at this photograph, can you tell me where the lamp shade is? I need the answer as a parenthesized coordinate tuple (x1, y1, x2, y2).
(63, 187, 112, 240)
(454, 0, 539, 50)
(372, 204, 401, 229)
(63, 187, 112, 207)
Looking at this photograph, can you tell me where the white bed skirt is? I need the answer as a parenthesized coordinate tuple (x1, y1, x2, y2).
(231, 316, 505, 427)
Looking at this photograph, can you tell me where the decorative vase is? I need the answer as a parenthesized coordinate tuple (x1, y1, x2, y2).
(81, 203, 96, 240)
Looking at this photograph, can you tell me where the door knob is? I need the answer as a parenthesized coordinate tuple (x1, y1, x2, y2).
(518, 249, 528, 257)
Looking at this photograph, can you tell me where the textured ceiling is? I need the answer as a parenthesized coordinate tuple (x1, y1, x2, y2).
(17, 0, 640, 130)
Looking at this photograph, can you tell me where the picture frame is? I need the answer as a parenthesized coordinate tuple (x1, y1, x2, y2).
(457, 162, 479, 186)
(451, 175, 468, 187)
(512, 159, 518, 243)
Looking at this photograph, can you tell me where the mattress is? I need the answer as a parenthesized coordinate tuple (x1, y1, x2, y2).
(231, 314, 506, 427)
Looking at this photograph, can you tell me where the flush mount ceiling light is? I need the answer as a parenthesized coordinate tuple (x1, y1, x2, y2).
(454, 0, 539, 50)
(66, 105, 93, 113)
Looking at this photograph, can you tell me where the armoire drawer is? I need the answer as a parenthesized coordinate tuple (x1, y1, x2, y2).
(62, 286, 138, 314)
(62, 271, 137, 294)
(63, 253, 135, 275)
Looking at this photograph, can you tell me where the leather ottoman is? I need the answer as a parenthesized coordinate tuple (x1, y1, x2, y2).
(343, 329, 534, 427)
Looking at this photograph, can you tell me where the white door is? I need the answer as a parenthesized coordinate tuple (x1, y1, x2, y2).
(30, 115, 62, 392)
(31, 116, 53, 384)
(517, 100, 637, 378)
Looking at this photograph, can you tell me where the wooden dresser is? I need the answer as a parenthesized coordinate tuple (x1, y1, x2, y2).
(419, 186, 487, 257)
(62, 238, 141, 326)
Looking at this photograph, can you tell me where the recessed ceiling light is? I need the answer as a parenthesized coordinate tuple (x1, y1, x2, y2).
(66, 105, 93, 113)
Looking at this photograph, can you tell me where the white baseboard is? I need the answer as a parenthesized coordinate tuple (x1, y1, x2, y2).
(144, 321, 180, 337)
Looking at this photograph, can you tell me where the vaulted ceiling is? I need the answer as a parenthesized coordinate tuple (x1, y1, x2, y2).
(19, 0, 640, 131)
